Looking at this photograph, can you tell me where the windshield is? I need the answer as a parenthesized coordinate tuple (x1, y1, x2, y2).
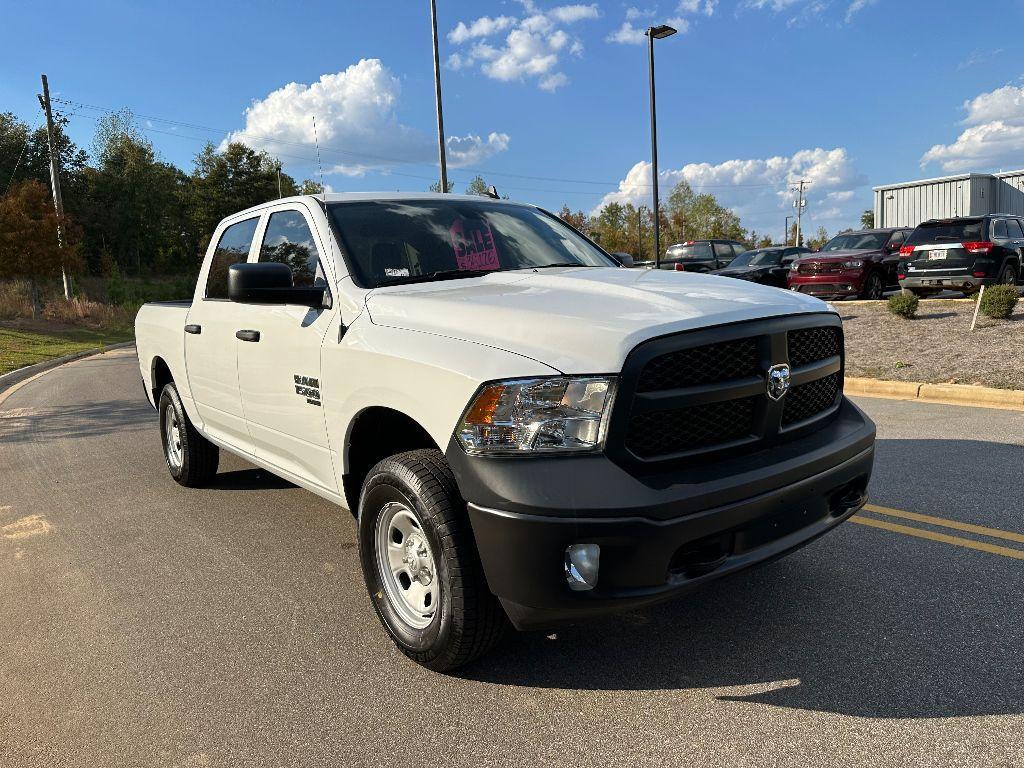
(728, 249, 783, 268)
(666, 242, 713, 260)
(326, 200, 615, 287)
(906, 219, 985, 245)
(820, 232, 890, 252)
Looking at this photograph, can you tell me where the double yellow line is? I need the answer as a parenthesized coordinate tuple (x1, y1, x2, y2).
(852, 504, 1024, 560)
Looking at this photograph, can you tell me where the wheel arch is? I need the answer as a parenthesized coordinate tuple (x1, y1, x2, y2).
(151, 356, 174, 405)
(342, 406, 441, 514)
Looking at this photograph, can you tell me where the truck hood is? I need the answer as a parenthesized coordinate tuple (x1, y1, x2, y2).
(364, 267, 830, 373)
(796, 249, 879, 263)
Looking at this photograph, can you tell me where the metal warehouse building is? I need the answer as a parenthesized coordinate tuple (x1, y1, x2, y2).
(873, 169, 1024, 228)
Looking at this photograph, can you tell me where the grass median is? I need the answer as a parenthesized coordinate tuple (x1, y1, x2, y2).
(0, 323, 134, 376)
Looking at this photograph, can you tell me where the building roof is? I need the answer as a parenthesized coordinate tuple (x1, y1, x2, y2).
(873, 169, 1024, 192)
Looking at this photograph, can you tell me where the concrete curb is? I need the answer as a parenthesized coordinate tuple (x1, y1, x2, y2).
(0, 340, 136, 396)
(846, 376, 1024, 411)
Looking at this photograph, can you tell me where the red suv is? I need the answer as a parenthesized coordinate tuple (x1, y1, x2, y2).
(787, 228, 913, 300)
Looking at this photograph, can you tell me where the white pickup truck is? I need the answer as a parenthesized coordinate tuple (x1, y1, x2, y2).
(135, 193, 875, 671)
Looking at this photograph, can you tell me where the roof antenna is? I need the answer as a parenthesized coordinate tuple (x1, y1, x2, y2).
(313, 114, 326, 203)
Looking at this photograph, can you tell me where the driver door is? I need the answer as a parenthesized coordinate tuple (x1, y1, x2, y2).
(234, 205, 339, 493)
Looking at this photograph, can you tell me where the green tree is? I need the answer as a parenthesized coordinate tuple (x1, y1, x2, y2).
(806, 226, 830, 251)
(189, 142, 298, 252)
(860, 209, 875, 229)
(429, 179, 455, 193)
(465, 175, 489, 196)
(300, 178, 326, 195)
(663, 180, 746, 244)
(0, 181, 83, 315)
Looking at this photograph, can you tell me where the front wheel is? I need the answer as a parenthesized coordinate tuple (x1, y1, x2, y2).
(861, 271, 884, 300)
(358, 449, 506, 672)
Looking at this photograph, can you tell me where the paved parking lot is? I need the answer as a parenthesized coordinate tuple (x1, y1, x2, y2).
(1, 348, 1022, 767)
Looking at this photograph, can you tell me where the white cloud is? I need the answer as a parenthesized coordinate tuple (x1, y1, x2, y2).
(606, 21, 647, 44)
(446, 3, 598, 90)
(921, 83, 1024, 172)
(594, 147, 865, 231)
(448, 15, 516, 44)
(607, 0, 705, 46)
(224, 59, 509, 176)
(626, 6, 656, 20)
(844, 0, 876, 22)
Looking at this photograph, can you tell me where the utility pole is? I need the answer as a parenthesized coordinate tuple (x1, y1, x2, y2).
(429, 0, 449, 193)
(38, 74, 70, 299)
(792, 180, 809, 247)
(784, 215, 792, 246)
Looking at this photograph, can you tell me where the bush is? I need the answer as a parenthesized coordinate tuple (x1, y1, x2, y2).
(979, 284, 1020, 319)
(0, 280, 32, 320)
(888, 292, 919, 319)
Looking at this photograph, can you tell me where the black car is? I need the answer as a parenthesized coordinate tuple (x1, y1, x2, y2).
(636, 239, 750, 271)
(898, 215, 1023, 296)
(711, 246, 813, 288)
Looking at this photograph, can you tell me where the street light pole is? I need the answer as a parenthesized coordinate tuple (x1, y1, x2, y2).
(646, 25, 676, 269)
(784, 215, 792, 246)
(430, 0, 449, 193)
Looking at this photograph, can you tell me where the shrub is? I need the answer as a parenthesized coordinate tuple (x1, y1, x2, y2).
(887, 292, 919, 319)
(0, 280, 32, 320)
(979, 284, 1020, 319)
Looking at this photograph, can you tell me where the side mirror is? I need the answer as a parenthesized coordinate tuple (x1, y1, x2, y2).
(228, 262, 328, 308)
(611, 252, 635, 268)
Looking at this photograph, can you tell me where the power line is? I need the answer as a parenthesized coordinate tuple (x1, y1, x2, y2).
(51, 96, 786, 192)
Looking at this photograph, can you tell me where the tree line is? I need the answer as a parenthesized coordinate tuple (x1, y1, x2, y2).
(1, 107, 870, 294)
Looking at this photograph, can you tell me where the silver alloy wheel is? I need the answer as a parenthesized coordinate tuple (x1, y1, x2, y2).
(375, 501, 438, 629)
(164, 406, 183, 470)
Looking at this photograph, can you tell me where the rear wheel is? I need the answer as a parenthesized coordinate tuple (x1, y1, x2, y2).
(998, 262, 1018, 285)
(358, 449, 506, 672)
(861, 272, 884, 300)
(158, 383, 219, 487)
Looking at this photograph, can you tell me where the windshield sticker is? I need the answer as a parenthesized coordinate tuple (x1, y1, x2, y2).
(384, 267, 410, 277)
(449, 219, 500, 271)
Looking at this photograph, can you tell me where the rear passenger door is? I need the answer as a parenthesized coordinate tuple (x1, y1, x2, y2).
(184, 215, 261, 453)
(234, 206, 339, 493)
(881, 230, 906, 286)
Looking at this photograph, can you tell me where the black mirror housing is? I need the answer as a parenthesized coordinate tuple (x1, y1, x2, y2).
(228, 262, 327, 307)
(611, 252, 636, 268)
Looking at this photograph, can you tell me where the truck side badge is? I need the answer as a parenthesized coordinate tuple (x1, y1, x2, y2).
(294, 375, 322, 406)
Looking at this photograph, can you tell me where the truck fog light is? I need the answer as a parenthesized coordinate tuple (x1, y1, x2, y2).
(565, 543, 600, 591)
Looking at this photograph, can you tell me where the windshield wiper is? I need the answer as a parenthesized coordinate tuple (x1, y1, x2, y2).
(529, 262, 591, 269)
(377, 268, 495, 287)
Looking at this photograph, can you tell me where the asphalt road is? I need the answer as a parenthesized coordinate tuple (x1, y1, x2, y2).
(2, 348, 1023, 768)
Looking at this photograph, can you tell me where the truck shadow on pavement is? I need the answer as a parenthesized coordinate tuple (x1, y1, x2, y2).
(0, 398, 151, 443)
(464, 438, 1024, 721)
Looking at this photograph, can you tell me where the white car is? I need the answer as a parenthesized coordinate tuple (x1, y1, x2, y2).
(135, 193, 876, 671)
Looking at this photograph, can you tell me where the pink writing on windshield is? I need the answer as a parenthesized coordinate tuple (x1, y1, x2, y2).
(449, 219, 500, 271)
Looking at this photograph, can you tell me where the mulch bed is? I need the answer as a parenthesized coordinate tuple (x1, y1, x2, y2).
(840, 297, 1024, 390)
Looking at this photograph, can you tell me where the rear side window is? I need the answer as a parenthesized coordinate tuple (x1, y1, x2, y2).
(906, 219, 985, 245)
(992, 219, 1008, 239)
(205, 217, 259, 299)
(887, 230, 906, 247)
(259, 210, 325, 287)
(713, 242, 734, 259)
(1008, 219, 1024, 239)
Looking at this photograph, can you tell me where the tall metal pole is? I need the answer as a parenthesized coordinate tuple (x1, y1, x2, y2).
(647, 33, 661, 269)
(430, 0, 449, 193)
(38, 74, 70, 299)
(784, 215, 792, 246)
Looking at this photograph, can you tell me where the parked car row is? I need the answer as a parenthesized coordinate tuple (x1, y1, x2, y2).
(647, 216, 1022, 299)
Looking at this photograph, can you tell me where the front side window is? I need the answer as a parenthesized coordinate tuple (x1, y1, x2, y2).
(326, 200, 615, 287)
(206, 217, 259, 299)
(259, 209, 325, 287)
(713, 242, 734, 259)
(1009, 219, 1024, 239)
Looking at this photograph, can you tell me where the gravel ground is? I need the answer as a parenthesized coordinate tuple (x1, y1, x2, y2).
(841, 295, 1024, 389)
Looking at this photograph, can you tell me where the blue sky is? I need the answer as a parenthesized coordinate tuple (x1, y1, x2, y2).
(3, 0, 1022, 238)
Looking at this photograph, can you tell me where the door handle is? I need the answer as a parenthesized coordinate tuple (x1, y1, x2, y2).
(236, 330, 261, 342)
(184, 324, 201, 334)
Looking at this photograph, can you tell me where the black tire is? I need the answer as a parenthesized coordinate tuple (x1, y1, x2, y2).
(158, 382, 219, 487)
(998, 262, 1018, 285)
(358, 449, 506, 672)
(861, 271, 884, 300)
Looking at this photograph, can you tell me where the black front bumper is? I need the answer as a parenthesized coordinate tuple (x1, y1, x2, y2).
(448, 397, 875, 630)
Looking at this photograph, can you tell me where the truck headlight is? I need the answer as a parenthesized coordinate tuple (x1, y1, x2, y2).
(843, 260, 864, 269)
(457, 376, 616, 454)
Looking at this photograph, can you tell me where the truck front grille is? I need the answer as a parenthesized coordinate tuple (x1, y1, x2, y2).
(609, 315, 844, 471)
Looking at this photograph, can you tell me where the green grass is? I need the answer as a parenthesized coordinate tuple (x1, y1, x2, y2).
(0, 326, 135, 376)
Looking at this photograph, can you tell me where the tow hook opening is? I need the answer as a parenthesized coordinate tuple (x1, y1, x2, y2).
(828, 478, 868, 517)
(668, 534, 733, 580)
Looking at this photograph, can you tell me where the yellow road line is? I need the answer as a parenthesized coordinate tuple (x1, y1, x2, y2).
(863, 503, 1024, 544)
(851, 515, 1024, 560)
